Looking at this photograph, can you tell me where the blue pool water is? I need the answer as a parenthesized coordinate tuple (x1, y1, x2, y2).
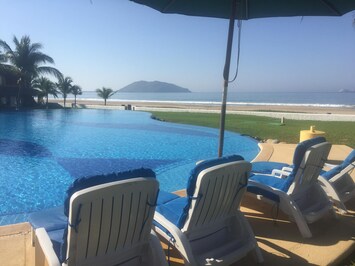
(0, 109, 259, 225)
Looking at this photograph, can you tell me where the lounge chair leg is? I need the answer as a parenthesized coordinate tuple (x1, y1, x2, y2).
(318, 177, 348, 214)
(253, 245, 264, 263)
(335, 203, 348, 214)
(285, 198, 313, 238)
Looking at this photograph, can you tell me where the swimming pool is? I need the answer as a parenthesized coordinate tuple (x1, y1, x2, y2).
(0, 109, 259, 225)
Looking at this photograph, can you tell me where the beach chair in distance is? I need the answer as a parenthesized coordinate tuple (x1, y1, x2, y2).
(247, 141, 333, 238)
(153, 155, 263, 265)
(318, 149, 355, 213)
(29, 169, 167, 266)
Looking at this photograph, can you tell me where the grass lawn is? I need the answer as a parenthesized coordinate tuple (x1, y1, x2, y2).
(151, 112, 355, 148)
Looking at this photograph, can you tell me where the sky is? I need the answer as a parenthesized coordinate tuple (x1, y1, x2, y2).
(1, 0, 354, 93)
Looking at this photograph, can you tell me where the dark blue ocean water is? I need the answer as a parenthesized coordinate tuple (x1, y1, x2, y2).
(73, 91, 355, 108)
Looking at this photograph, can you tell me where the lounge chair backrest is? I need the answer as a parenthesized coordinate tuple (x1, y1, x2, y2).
(63, 169, 158, 265)
(288, 142, 331, 194)
(321, 149, 355, 180)
(180, 155, 250, 233)
(280, 137, 326, 192)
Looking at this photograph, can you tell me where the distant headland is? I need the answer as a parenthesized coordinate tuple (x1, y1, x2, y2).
(338, 89, 355, 93)
(118, 81, 191, 93)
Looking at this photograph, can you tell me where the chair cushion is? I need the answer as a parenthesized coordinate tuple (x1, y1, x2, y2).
(249, 174, 289, 192)
(344, 150, 355, 164)
(321, 149, 355, 180)
(252, 161, 290, 174)
(155, 197, 188, 232)
(47, 228, 65, 261)
(157, 190, 180, 205)
(29, 206, 66, 231)
(64, 168, 156, 216)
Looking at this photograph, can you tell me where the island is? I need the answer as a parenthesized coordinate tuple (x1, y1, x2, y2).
(118, 81, 191, 93)
(338, 89, 355, 93)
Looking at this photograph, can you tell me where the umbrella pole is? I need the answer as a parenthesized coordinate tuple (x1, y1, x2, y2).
(218, 0, 237, 157)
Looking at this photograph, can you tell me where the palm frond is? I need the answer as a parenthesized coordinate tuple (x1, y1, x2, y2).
(72, 85, 83, 95)
(31, 52, 55, 65)
(29, 42, 43, 53)
(0, 39, 14, 54)
(37, 66, 62, 80)
(56, 75, 73, 98)
(96, 87, 115, 99)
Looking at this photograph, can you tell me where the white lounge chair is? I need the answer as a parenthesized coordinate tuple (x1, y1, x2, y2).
(251, 137, 326, 175)
(29, 169, 167, 266)
(318, 149, 355, 213)
(247, 141, 333, 238)
(153, 155, 263, 265)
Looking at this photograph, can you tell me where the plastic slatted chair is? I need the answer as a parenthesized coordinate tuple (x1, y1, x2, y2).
(247, 141, 333, 238)
(29, 169, 167, 266)
(318, 149, 355, 213)
(153, 155, 263, 266)
(251, 137, 327, 175)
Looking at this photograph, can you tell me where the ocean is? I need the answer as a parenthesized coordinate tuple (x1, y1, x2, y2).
(69, 91, 355, 108)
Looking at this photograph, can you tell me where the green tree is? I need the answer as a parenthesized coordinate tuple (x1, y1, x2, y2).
(32, 77, 58, 108)
(96, 87, 115, 106)
(57, 76, 73, 107)
(71, 85, 82, 107)
(0, 35, 62, 107)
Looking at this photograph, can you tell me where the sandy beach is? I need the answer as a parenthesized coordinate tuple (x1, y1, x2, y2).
(50, 98, 355, 121)
(52, 98, 355, 114)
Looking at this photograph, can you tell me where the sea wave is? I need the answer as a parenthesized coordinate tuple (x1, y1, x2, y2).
(67, 97, 355, 109)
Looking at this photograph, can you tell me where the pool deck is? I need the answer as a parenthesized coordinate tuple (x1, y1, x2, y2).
(0, 143, 354, 266)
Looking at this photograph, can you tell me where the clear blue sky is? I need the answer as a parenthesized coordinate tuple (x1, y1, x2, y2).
(1, 0, 354, 92)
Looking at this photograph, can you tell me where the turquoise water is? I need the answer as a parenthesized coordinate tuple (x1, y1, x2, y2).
(0, 109, 259, 225)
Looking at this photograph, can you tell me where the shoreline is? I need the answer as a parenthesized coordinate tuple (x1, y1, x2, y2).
(49, 99, 355, 121)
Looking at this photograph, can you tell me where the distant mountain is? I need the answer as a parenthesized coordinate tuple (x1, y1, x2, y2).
(339, 89, 355, 93)
(118, 81, 191, 93)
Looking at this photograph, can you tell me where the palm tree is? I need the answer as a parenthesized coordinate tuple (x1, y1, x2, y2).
(32, 77, 58, 109)
(96, 87, 115, 106)
(71, 85, 82, 107)
(0, 35, 62, 107)
(57, 76, 73, 107)
(0, 49, 5, 63)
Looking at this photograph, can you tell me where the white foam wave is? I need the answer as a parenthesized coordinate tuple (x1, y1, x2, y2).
(66, 97, 355, 109)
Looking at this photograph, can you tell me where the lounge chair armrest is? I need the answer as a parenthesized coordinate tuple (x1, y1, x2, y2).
(35, 228, 61, 266)
(324, 163, 337, 169)
(154, 212, 194, 262)
(271, 169, 291, 178)
(281, 166, 293, 172)
(249, 180, 283, 193)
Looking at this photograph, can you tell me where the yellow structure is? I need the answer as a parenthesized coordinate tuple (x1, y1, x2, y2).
(300, 126, 325, 142)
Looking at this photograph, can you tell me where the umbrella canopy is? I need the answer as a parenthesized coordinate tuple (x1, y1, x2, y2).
(131, 0, 355, 19)
(130, 0, 355, 157)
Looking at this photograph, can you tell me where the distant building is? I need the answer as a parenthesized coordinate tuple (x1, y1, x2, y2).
(0, 65, 20, 107)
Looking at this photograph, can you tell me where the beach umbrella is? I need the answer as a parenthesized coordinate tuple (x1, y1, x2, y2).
(129, 0, 355, 157)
